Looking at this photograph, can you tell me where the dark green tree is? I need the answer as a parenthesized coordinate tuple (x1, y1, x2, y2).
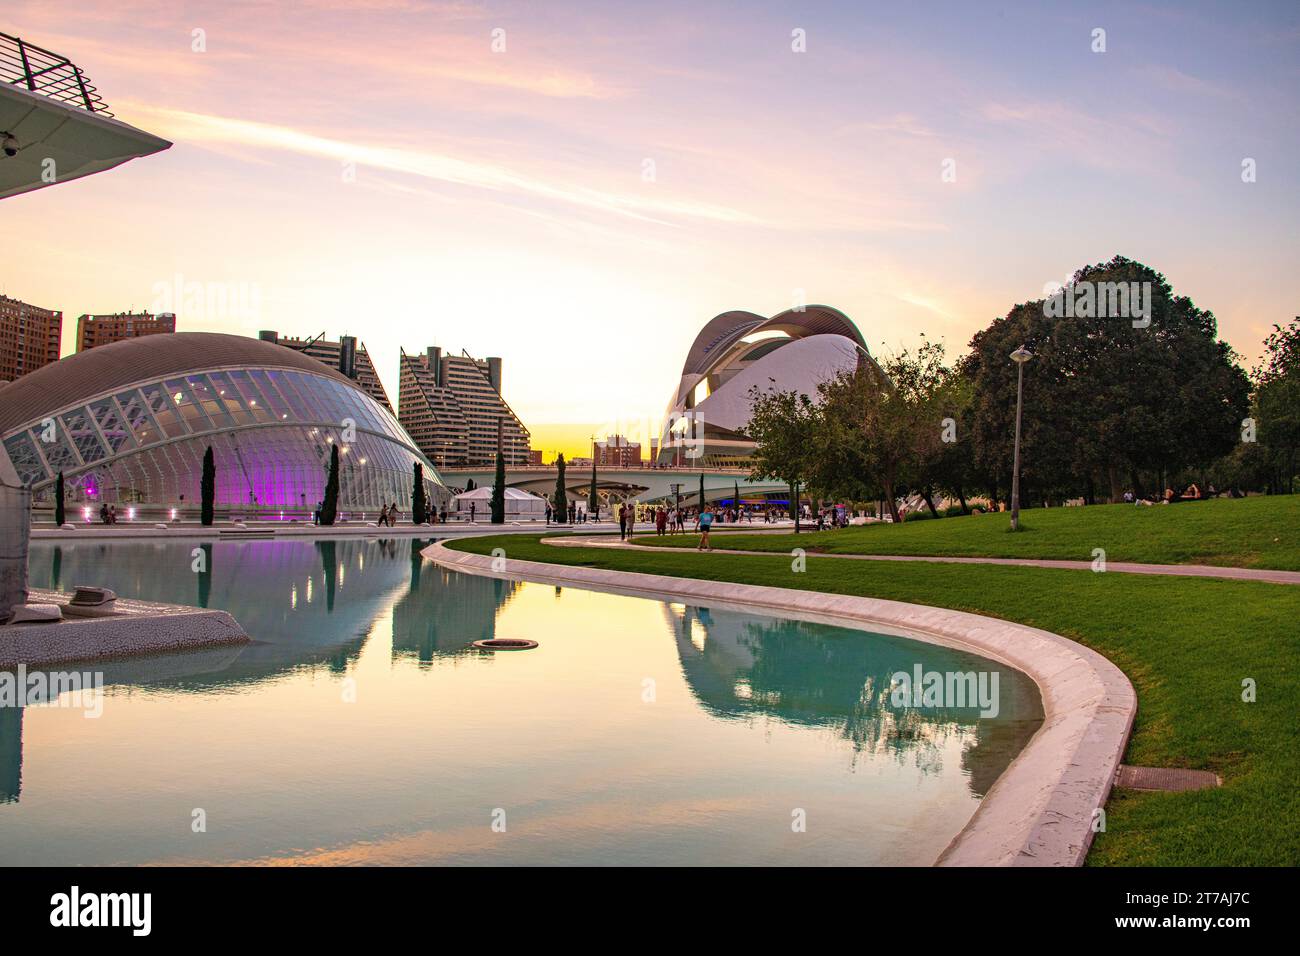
(744, 384, 823, 532)
(553, 453, 568, 523)
(411, 462, 427, 524)
(734, 479, 740, 513)
(321, 444, 340, 525)
(1252, 319, 1300, 494)
(964, 256, 1250, 503)
(201, 446, 216, 526)
(465, 478, 476, 491)
(698, 472, 706, 513)
(54, 471, 65, 526)
(490, 450, 506, 523)
(588, 459, 598, 516)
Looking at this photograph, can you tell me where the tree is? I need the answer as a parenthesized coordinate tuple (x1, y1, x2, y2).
(818, 354, 915, 524)
(54, 471, 65, 527)
(321, 444, 340, 525)
(490, 450, 506, 523)
(553, 453, 568, 523)
(928, 371, 978, 513)
(465, 477, 476, 492)
(588, 459, 598, 516)
(411, 462, 427, 524)
(1253, 319, 1300, 494)
(746, 385, 820, 531)
(734, 479, 741, 513)
(964, 256, 1250, 503)
(201, 446, 216, 526)
(698, 472, 706, 513)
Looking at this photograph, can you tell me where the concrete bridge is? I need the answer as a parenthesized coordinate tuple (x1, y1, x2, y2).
(439, 466, 790, 507)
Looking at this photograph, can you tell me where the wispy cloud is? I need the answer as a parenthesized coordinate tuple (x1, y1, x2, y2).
(129, 105, 764, 226)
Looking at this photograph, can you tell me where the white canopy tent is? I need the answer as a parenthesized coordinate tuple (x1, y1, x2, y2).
(452, 485, 547, 520)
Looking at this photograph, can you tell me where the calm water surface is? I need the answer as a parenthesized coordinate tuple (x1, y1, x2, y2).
(2, 538, 1042, 866)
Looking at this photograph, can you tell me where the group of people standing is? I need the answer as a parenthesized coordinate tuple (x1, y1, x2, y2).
(546, 501, 590, 525)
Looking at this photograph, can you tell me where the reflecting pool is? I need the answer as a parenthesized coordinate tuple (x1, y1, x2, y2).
(2, 538, 1042, 865)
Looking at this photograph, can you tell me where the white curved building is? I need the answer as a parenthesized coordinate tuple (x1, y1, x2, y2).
(657, 306, 874, 467)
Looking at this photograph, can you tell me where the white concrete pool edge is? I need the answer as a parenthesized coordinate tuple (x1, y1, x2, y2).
(423, 540, 1137, 868)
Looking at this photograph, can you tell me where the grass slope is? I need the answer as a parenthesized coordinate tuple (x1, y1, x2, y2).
(639, 495, 1300, 571)
(449, 533, 1300, 866)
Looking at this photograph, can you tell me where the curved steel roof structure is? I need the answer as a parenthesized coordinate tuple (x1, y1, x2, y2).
(0, 332, 354, 435)
(659, 305, 874, 466)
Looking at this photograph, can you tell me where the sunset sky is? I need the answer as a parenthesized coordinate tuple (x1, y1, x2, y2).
(3, 0, 1297, 459)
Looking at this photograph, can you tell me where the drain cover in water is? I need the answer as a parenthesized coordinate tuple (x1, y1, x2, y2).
(472, 638, 539, 651)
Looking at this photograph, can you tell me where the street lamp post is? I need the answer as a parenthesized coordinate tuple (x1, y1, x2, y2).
(1009, 345, 1033, 531)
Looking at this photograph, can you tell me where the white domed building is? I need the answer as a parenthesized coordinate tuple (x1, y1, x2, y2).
(657, 306, 876, 467)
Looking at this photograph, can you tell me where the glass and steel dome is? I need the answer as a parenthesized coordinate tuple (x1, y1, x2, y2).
(0, 332, 448, 514)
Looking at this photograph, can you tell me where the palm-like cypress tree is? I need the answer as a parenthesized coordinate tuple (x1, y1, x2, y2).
(588, 459, 598, 517)
(321, 444, 340, 525)
(465, 478, 476, 491)
(490, 450, 506, 523)
(201, 446, 216, 526)
(554, 454, 568, 523)
(54, 471, 65, 526)
(412, 462, 427, 524)
(698, 472, 706, 512)
(734, 479, 740, 514)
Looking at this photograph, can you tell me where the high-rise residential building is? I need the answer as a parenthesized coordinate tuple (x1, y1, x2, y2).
(398, 347, 530, 468)
(258, 331, 393, 413)
(76, 310, 176, 352)
(594, 435, 643, 467)
(0, 294, 62, 384)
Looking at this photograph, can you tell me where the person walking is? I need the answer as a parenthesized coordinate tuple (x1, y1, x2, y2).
(379, 504, 389, 527)
(656, 506, 667, 536)
(626, 503, 635, 541)
(546, 502, 553, 525)
(697, 505, 714, 551)
(469, 501, 476, 523)
(617, 503, 627, 540)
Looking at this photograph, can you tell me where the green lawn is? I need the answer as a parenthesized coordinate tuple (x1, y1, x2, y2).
(448, 533, 1300, 866)
(638, 495, 1300, 570)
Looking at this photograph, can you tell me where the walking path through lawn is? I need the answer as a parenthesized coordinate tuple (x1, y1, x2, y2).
(545, 535, 1300, 585)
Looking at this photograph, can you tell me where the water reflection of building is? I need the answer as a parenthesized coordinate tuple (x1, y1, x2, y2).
(664, 604, 1042, 795)
(29, 538, 415, 685)
(390, 539, 520, 664)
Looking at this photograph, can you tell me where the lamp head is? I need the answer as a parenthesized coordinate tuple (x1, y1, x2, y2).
(1010, 345, 1033, 364)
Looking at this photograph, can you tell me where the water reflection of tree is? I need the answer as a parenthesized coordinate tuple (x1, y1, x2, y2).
(389, 542, 520, 664)
(667, 606, 1042, 795)
(0, 707, 21, 804)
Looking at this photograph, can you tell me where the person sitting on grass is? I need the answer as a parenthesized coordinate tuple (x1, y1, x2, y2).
(697, 506, 715, 551)
(1184, 483, 1201, 500)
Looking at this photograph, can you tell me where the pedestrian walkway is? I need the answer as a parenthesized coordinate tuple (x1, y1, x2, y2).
(543, 534, 1300, 585)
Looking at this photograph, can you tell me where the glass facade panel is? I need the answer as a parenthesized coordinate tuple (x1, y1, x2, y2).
(3, 432, 47, 486)
(115, 390, 158, 447)
(164, 379, 213, 434)
(59, 407, 107, 465)
(229, 370, 275, 424)
(205, 372, 253, 427)
(141, 383, 187, 439)
(90, 398, 134, 454)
